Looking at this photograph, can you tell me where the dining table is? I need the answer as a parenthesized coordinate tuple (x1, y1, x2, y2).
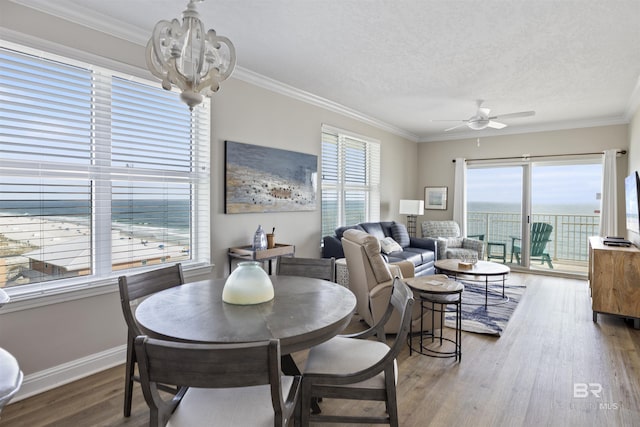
(135, 274, 357, 359)
(135, 274, 355, 415)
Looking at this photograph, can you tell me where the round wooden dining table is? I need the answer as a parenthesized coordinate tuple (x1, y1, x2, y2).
(135, 275, 357, 355)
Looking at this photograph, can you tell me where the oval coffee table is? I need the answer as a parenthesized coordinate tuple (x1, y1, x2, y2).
(434, 259, 510, 308)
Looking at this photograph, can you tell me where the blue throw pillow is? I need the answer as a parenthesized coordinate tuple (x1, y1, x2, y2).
(391, 223, 411, 248)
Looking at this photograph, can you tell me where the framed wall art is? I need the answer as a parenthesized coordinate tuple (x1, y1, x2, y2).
(424, 186, 448, 210)
(225, 141, 317, 213)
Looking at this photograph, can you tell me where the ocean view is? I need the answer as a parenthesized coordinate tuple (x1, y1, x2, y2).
(0, 199, 191, 287)
(468, 202, 600, 265)
(469, 201, 600, 216)
(0, 199, 191, 233)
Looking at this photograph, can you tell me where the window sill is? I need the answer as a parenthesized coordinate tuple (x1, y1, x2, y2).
(0, 263, 213, 314)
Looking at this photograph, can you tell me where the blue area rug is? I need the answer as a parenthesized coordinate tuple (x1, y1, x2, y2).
(444, 282, 525, 336)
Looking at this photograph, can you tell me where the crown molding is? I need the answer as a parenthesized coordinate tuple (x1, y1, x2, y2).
(232, 67, 419, 141)
(0, 28, 152, 82)
(11, 0, 148, 44)
(418, 116, 631, 143)
(9, 0, 639, 144)
(9, 0, 419, 142)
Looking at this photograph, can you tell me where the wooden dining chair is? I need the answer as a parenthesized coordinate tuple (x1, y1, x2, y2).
(117, 263, 184, 417)
(135, 336, 301, 427)
(276, 256, 336, 282)
(299, 277, 414, 426)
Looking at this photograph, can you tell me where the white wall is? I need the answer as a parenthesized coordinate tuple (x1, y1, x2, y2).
(626, 107, 640, 245)
(417, 125, 630, 235)
(210, 78, 419, 276)
(0, 0, 418, 398)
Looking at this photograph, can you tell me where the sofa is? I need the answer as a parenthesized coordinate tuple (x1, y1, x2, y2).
(421, 220, 484, 261)
(322, 221, 437, 277)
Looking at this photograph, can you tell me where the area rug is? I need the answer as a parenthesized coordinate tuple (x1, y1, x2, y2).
(444, 282, 526, 336)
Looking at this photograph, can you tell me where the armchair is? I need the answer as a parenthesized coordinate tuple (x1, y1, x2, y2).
(342, 229, 440, 333)
(511, 222, 554, 268)
(421, 220, 485, 261)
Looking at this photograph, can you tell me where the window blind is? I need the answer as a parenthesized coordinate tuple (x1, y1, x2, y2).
(321, 125, 380, 238)
(0, 43, 210, 294)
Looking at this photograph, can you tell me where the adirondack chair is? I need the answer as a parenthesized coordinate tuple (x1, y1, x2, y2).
(510, 222, 554, 268)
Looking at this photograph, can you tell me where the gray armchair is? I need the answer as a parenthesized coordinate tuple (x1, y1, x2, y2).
(422, 220, 484, 261)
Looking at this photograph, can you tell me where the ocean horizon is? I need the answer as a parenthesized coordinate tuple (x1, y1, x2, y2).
(0, 199, 191, 233)
(468, 201, 600, 216)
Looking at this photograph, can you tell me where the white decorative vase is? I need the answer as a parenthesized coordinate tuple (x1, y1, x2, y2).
(222, 261, 274, 305)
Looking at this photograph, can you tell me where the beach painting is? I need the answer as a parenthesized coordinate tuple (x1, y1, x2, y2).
(225, 141, 317, 213)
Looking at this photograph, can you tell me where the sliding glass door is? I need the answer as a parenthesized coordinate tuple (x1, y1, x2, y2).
(467, 159, 601, 274)
(529, 161, 602, 273)
(467, 166, 523, 266)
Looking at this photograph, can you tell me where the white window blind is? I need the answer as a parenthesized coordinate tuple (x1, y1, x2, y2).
(321, 125, 380, 238)
(0, 43, 210, 295)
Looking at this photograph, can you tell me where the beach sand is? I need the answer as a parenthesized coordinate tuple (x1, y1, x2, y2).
(0, 214, 189, 287)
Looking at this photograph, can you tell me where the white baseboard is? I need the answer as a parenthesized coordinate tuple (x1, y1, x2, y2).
(13, 345, 127, 402)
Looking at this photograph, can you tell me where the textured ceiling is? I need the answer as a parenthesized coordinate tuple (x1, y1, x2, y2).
(11, 0, 640, 142)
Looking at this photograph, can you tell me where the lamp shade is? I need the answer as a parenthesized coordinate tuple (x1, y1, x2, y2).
(222, 262, 274, 305)
(399, 199, 424, 215)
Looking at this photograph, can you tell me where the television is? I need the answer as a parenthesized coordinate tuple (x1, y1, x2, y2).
(624, 171, 640, 234)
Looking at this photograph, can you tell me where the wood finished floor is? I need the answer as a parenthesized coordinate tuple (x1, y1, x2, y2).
(2, 273, 639, 426)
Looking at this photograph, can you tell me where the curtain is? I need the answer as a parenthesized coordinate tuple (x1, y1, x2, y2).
(599, 149, 618, 237)
(453, 158, 467, 236)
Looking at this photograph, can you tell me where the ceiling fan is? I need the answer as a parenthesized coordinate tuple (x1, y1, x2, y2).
(435, 100, 535, 132)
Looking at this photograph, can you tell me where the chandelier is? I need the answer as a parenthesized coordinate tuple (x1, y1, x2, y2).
(145, 0, 236, 110)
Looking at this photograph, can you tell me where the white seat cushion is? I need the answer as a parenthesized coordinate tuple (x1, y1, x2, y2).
(166, 376, 294, 427)
(303, 336, 397, 389)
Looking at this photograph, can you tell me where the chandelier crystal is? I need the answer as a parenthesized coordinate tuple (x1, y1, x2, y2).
(146, 0, 236, 110)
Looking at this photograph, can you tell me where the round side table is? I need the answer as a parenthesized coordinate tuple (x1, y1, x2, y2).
(405, 275, 464, 361)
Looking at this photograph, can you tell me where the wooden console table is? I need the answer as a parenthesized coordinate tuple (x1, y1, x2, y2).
(588, 236, 640, 326)
(228, 244, 295, 274)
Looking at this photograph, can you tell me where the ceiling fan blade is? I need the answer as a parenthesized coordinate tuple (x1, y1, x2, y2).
(487, 120, 507, 129)
(490, 110, 536, 120)
(478, 107, 491, 117)
(431, 119, 466, 122)
(444, 123, 468, 132)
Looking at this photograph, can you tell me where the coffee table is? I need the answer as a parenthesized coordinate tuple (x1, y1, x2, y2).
(434, 259, 510, 308)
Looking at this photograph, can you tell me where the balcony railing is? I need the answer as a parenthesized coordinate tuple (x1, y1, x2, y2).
(468, 211, 599, 266)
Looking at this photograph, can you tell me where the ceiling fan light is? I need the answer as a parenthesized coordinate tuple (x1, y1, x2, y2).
(468, 119, 489, 130)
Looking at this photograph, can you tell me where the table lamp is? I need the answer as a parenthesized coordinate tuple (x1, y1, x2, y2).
(399, 199, 424, 237)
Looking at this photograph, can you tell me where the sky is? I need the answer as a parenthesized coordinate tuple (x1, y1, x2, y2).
(467, 163, 603, 206)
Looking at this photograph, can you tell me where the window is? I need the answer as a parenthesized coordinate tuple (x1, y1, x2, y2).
(0, 42, 210, 295)
(321, 125, 380, 237)
(466, 158, 601, 274)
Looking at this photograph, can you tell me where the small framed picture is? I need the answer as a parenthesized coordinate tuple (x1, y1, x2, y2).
(424, 186, 447, 210)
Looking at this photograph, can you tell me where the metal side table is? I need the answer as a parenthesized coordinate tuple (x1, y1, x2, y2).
(405, 275, 464, 362)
